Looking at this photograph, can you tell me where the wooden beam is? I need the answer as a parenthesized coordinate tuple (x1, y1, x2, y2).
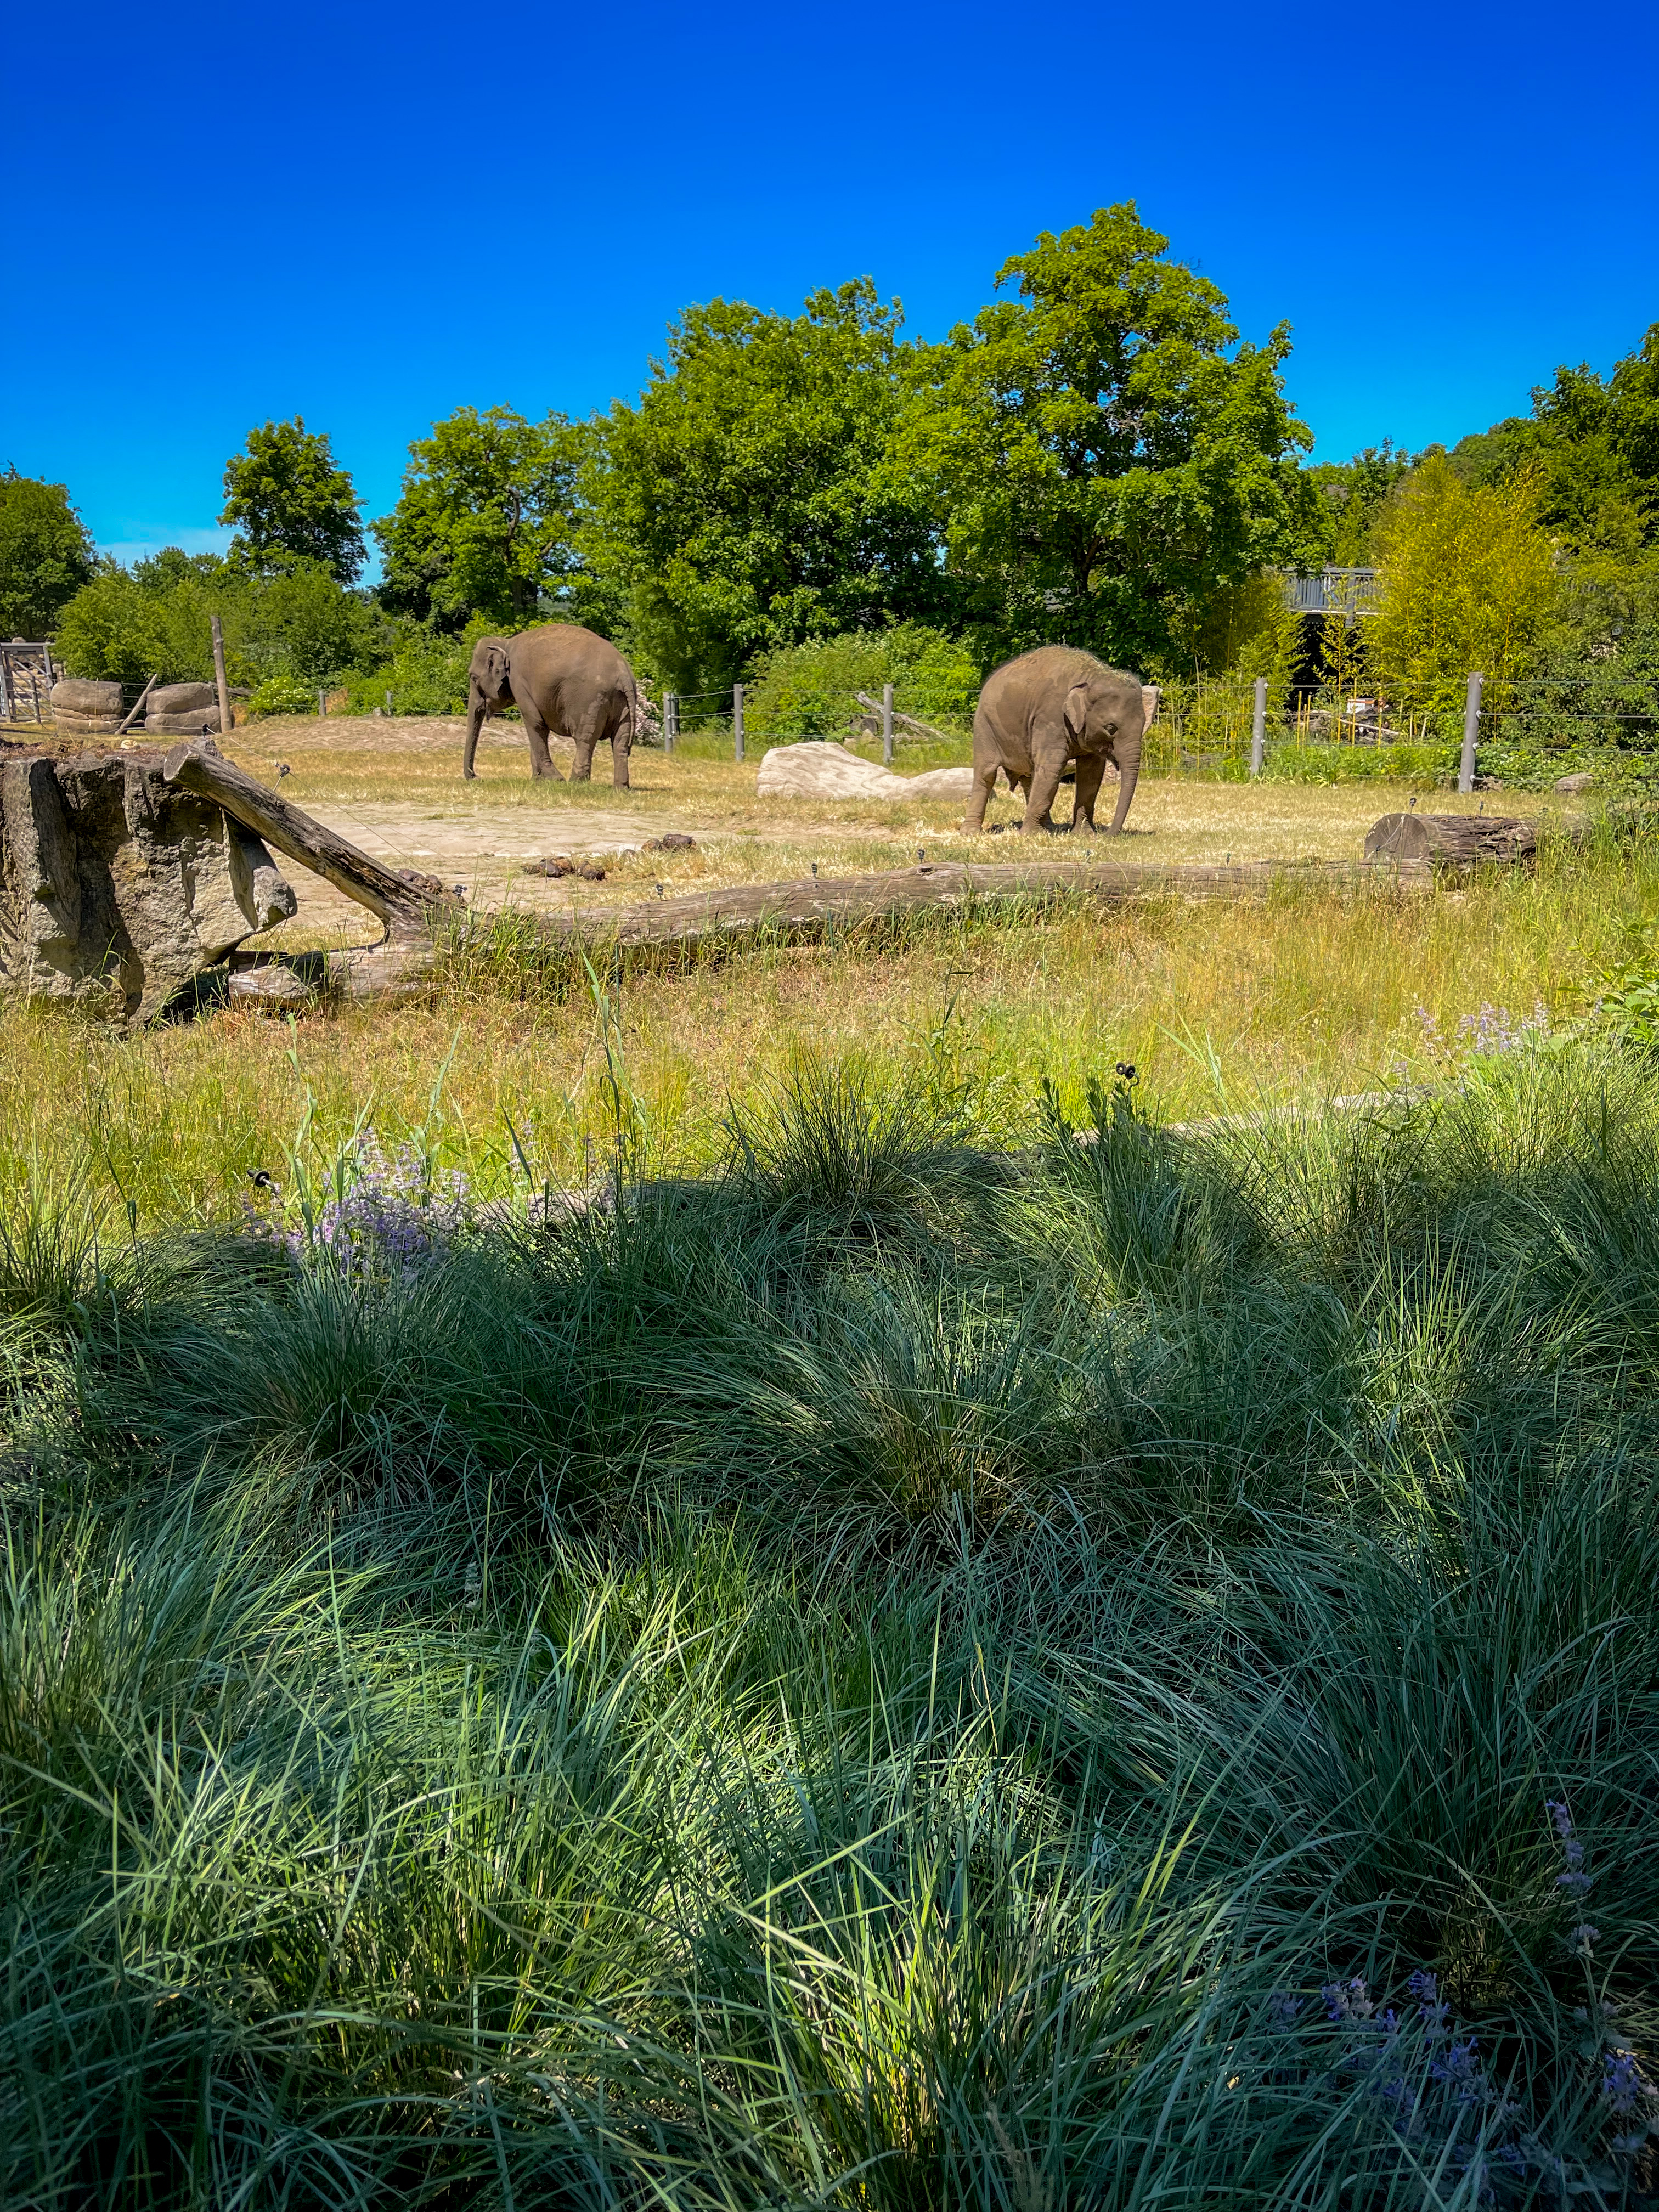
(117, 674, 159, 736)
(161, 740, 463, 935)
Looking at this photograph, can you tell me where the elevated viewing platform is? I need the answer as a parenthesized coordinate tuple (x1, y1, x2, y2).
(1284, 568, 1380, 618)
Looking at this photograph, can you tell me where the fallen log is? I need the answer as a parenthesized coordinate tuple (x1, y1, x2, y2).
(162, 740, 464, 936)
(1364, 811, 1539, 865)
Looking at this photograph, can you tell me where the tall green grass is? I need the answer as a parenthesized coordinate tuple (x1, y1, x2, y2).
(4, 1047, 1658, 2206)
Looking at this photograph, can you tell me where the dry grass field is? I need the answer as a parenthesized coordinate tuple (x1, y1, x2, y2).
(0, 710, 1639, 1231)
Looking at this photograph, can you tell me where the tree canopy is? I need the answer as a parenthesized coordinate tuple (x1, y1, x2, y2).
(371, 407, 584, 631)
(1449, 323, 1659, 557)
(0, 471, 97, 637)
(583, 281, 945, 693)
(897, 204, 1322, 673)
(221, 417, 366, 582)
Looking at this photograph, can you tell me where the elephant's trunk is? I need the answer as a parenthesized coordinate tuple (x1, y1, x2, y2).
(462, 689, 485, 780)
(1107, 732, 1142, 833)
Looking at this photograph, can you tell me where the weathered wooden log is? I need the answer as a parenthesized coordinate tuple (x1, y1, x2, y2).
(161, 740, 463, 936)
(514, 853, 1429, 954)
(1364, 811, 1538, 865)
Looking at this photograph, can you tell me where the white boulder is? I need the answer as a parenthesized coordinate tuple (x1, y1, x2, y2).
(756, 740, 972, 805)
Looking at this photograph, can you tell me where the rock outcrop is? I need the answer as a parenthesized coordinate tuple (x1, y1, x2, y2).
(1, 745, 297, 1020)
(756, 741, 974, 804)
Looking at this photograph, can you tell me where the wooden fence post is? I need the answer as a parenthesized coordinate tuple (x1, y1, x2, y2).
(882, 682, 894, 767)
(318, 689, 327, 720)
(210, 616, 233, 740)
(1250, 677, 1266, 777)
(1458, 672, 1483, 794)
(664, 691, 677, 753)
(733, 684, 744, 763)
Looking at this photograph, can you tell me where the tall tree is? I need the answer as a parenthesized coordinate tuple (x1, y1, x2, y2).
(221, 417, 365, 582)
(0, 470, 97, 636)
(1369, 454, 1556, 724)
(371, 407, 585, 630)
(583, 280, 945, 691)
(1449, 322, 1659, 557)
(899, 204, 1322, 674)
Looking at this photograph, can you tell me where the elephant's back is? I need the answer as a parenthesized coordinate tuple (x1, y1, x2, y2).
(514, 624, 635, 713)
(980, 644, 1111, 729)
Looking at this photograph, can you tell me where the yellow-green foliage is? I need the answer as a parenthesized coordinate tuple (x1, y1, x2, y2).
(1370, 456, 1556, 721)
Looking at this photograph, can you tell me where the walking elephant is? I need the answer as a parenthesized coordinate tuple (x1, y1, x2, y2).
(462, 624, 639, 787)
(963, 646, 1151, 836)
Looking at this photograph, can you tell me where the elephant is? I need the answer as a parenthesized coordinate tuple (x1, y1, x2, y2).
(963, 646, 1150, 836)
(463, 623, 639, 786)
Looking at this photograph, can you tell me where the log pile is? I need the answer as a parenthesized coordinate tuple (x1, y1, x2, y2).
(1, 743, 296, 1020)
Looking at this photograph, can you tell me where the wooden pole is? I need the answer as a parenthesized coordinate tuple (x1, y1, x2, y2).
(117, 673, 160, 736)
(209, 614, 233, 740)
(664, 691, 676, 753)
(882, 682, 894, 767)
(1458, 672, 1483, 794)
(318, 688, 327, 721)
(1250, 676, 1266, 777)
(733, 682, 744, 763)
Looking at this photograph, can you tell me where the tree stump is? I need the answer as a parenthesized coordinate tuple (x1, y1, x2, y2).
(1, 745, 297, 1020)
(1363, 812, 1539, 866)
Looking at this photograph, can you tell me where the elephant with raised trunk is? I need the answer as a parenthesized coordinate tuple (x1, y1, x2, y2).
(963, 646, 1151, 836)
(463, 624, 639, 787)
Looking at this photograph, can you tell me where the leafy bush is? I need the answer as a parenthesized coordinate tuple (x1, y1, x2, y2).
(743, 622, 980, 739)
(56, 551, 384, 691)
(244, 672, 318, 717)
(1262, 738, 1455, 783)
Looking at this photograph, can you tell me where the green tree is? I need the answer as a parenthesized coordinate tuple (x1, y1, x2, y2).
(898, 205, 1322, 676)
(583, 280, 945, 693)
(1305, 442, 1414, 566)
(0, 470, 97, 636)
(1369, 454, 1557, 726)
(221, 417, 365, 582)
(371, 407, 585, 630)
(57, 548, 379, 689)
(1449, 323, 1659, 558)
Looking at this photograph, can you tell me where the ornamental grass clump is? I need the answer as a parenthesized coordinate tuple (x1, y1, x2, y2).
(5, 1044, 1659, 2205)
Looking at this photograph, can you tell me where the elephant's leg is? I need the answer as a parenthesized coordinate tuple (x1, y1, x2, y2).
(521, 702, 563, 781)
(568, 701, 606, 783)
(1071, 755, 1105, 833)
(963, 740, 1000, 832)
(1022, 751, 1066, 833)
(609, 715, 633, 789)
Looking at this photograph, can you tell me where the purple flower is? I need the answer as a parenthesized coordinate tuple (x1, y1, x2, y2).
(1604, 2051, 1647, 2119)
(1266, 1993, 1302, 2030)
(1545, 1799, 1574, 1840)
(1569, 1923, 1600, 1957)
(1322, 1977, 1374, 2024)
(1429, 2038, 1484, 2105)
(1406, 1970, 1438, 2002)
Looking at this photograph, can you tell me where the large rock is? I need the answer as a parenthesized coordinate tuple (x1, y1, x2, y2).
(149, 681, 218, 715)
(146, 707, 231, 736)
(755, 740, 973, 805)
(1, 747, 296, 1021)
(52, 678, 122, 719)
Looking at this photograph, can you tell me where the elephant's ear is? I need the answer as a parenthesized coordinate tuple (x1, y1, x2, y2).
(1063, 682, 1091, 741)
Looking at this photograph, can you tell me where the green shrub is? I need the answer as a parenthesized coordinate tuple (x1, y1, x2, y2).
(1262, 738, 1455, 783)
(743, 623, 980, 739)
(244, 672, 317, 718)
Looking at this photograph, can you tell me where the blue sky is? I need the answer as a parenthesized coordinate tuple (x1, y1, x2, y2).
(7, 0, 1656, 572)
